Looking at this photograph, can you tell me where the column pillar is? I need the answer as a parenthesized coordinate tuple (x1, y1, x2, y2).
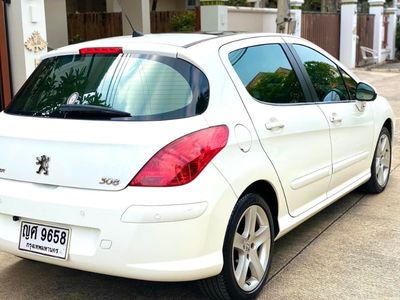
(369, 0, 385, 63)
(106, 0, 121, 13)
(44, 0, 68, 50)
(290, 0, 303, 37)
(385, 7, 397, 60)
(6, 0, 48, 94)
(118, 0, 150, 35)
(339, 0, 357, 68)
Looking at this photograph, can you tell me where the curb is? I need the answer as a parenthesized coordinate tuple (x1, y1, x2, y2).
(357, 60, 400, 73)
(368, 67, 400, 73)
(355, 66, 400, 73)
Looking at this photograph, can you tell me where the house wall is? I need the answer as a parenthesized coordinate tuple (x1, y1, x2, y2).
(119, 0, 150, 34)
(106, 0, 121, 12)
(6, 0, 48, 94)
(227, 7, 278, 32)
(155, 0, 185, 11)
(44, 0, 68, 49)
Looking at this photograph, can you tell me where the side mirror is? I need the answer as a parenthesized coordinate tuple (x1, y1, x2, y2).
(355, 82, 377, 101)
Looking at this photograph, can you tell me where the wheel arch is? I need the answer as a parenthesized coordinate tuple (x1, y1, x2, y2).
(239, 180, 280, 237)
(383, 118, 393, 141)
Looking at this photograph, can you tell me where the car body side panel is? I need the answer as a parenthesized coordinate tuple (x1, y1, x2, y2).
(0, 33, 395, 283)
(282, 36, 395, 196)
(217, 37, 333, 217)
(317, 100, 375, 198)
(181, 46, 290, 232)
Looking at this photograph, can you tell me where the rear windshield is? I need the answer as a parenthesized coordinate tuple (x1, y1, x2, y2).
(6, 53, 209, 121)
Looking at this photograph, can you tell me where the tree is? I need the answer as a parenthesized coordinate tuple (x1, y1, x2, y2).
(321, 0, 338, 12)
(303, 0, 340, 12)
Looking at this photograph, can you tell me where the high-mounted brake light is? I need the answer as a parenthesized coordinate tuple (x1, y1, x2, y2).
(130, 125, 229, 187)
(79, 47, 123, 55)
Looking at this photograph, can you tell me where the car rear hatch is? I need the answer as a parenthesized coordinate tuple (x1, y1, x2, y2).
(0, 49, 210, 191)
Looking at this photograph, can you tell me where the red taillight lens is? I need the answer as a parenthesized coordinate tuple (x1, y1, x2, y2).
(130, 125, 229, 187)
(79, 47, 123, 55)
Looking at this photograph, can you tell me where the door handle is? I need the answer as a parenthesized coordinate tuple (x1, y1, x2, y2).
(265, 121, 285, 130)
(329, 113, 342, 124)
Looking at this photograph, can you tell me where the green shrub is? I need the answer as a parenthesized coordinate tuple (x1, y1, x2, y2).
(69, 34, 83, 44)
(170, 11, 196, 32)
(227, 0, 249, 6)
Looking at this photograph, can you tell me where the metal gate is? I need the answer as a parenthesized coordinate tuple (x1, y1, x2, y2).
(356, 14, 374, 66)
(301, 12, 340, 59)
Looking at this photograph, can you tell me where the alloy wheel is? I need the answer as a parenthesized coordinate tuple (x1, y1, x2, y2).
(375, 133, 391, 187)
(232, 205, 271, 292)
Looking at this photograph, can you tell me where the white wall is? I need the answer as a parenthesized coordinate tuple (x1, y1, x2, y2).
(339, 2, 357, 68)
(44, 0, 68, 50)
(227, 7, 277, 33)
(201, 6, 280, 33)
(106, 0, 122, 12)
(7, 0, 48, 94)
(117, 0, 151, 34)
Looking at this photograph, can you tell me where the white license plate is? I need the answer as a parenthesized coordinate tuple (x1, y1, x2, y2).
(18, 221, 70, 260)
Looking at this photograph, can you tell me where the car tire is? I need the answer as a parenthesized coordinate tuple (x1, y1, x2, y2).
(362, 127, 391, 193)
(200, 193, 274, 300)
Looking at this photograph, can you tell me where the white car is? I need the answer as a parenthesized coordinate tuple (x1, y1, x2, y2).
(0, 33, 394, 299)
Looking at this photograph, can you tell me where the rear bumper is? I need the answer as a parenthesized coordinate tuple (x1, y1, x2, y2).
(0, 166, 237, 281)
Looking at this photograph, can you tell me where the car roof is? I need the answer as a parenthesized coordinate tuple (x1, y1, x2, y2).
(40, 33, 358, 79)
(42, 32, 298, 60)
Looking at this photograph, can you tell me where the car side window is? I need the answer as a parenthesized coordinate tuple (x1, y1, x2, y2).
(229, 44, 306, 104)
(292, 44, 350, 102)
(340, 68, 357, 100)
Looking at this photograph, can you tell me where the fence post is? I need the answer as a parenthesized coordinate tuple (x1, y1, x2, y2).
(340, 0, 357, 68)
(368, 0, 385, 63)
(118, 0, 150, 34)
(385, 7, 397, 60)
(290, 0, 303, 37)
(44, 0, 68, 49)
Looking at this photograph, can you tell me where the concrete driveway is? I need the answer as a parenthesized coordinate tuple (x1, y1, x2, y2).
(0, 70, 399, 300)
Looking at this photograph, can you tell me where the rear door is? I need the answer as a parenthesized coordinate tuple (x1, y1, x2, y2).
(220, 37, 332, 217)
(0, 51, 210, 190)
(288, 42, 375, 197)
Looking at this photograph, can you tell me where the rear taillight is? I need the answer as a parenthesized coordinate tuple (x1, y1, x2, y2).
(130, 125, 229, 187)
(79, 47, 123, 55)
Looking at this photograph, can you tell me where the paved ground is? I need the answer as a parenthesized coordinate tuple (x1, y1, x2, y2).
(0, 70, 399, 300)
(368, 61, 400, 72)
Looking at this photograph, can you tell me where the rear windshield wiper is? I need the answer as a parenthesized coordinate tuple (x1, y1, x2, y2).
(59, 104, 132, 119)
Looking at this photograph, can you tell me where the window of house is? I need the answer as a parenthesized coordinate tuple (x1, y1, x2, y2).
(229, 44, 306, 104)
(293, 44, 350, 102)
(186, 0, 198, 9)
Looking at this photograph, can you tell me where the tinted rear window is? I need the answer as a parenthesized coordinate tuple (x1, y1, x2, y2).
(6, 54, 209, 121)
